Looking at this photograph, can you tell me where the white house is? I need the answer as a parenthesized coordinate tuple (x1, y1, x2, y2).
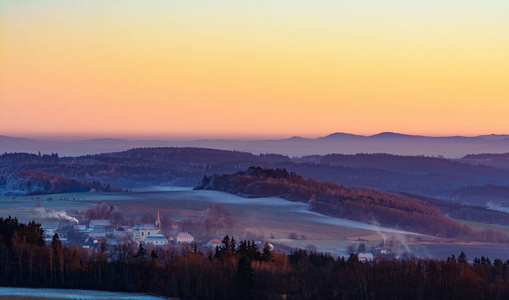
(176, 232, 194, 244)
(74, 224, 86, 231)
(113, 228, 131, 239)
(358, 253, 374, 262)
(266, 243, 274, 251)
(145, 234, 169, 246)
(89, 219, 111, 229)
(206, 239, 222, 248)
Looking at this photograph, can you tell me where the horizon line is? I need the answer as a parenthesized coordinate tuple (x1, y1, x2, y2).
(2, 131, 509, 142)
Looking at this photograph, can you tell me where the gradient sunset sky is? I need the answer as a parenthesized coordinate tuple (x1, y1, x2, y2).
(1, 1, 508, 140)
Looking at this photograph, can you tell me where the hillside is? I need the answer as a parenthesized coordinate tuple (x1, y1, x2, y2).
(461, 153, 509, 169)
(320, 153, 487, 174)
(400, 192, 509, 227)
(5, 170, 124, 195)
(450, 185, 509, 205)
(3, 149, 509, 206)
(0, 148, 281, 189)
(194, 167, 488, 239)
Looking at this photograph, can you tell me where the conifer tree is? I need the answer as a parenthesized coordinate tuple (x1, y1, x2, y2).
(261, 243, 274, 262)
(134, 244, 147, 262)
(235, 255, 254, 300)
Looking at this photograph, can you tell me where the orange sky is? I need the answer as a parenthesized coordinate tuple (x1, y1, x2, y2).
(1, 1, 508, 139)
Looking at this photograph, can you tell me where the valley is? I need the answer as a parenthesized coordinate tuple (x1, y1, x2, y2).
(2, 187, 509, 260)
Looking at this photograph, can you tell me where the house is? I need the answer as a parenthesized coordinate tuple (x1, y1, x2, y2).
(176, 232, 194, 244)
(113, 229, 130, 239)
(145, 234, 169, 246)
(74, 224, 86, 231)
(358, 253, 374, 262)
(266, 243, 274, 251)
(206, 239, 222, 248)
(89, 219, 111, 229)
(88, 232, 106, 238)
(88, 226, 114, 238)
(105, 237, 123, 246)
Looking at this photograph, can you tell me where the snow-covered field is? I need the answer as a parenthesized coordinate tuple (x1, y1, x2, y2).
(189, 190, 421, 235)
(0, 287, 167, 299)
(111, 188, 421, 235)
(4, 188, 509, 259)
(0, 188, 422, 238)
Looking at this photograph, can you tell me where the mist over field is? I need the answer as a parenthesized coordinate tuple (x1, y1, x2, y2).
(3, 188, 509, 261)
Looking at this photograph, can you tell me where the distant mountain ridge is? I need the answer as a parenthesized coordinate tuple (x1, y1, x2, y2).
(2, 132, 509, 157)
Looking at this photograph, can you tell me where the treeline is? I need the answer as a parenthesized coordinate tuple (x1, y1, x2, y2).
(5, 170, 124, 195)
(3, 149, 509, 205)
(180, 203, 245, 240)
(320, 153, 483, 174)
(195, 167, 502, 240)
(462, 153, 509, 169)
(451, 185, 509, 205)
(3, 218, 509, 299)
(402, 192, 509, 227)
(0, 152, 59, 165)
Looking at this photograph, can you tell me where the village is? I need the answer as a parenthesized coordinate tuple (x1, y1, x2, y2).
(40, 202, 274, 257)
(40, 203, 408, 262)
(66, 210, 199, 247)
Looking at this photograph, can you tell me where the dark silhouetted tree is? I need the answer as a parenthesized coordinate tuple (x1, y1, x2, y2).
(235, 255, 254, 300)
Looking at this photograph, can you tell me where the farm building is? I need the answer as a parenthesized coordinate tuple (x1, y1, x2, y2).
(176, 232, 194, 244)
(145, 234, 169, 246)
(89, 219, 111, 229)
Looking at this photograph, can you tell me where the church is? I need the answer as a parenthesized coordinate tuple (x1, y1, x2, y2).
(132, 210, 162, 242)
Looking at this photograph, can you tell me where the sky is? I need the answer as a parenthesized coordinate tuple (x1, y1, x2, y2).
(1, 0, 508, 140)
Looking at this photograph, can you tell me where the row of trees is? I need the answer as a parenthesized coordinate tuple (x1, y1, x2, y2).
(2, 217, 509, 299)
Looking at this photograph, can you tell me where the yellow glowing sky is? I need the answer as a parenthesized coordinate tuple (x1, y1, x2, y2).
(1, 1, 508, 139)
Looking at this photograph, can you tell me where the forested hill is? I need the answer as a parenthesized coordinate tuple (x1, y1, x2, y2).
(194, 167, 503, 240)
(461, 152, 509, 168)
(320, 153, 490, 174)
(2, 149, 509, 207)
(5, 170, 124, 195)
(0, 148, 289, 189)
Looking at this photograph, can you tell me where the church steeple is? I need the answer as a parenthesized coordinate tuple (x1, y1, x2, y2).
(155, 209, 161, 229)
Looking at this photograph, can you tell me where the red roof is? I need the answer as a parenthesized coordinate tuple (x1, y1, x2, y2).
(177, 232, 194, 239)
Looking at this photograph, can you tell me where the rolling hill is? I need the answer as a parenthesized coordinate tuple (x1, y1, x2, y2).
(194, 167, 501, 240)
